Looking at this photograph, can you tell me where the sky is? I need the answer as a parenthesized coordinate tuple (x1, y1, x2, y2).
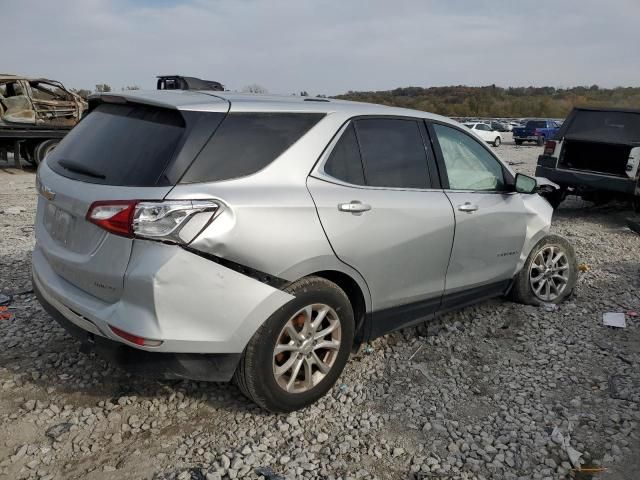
(5, 0, 640, 95)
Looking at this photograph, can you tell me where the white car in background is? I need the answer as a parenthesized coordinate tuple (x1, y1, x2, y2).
(464, 123, 502, 147)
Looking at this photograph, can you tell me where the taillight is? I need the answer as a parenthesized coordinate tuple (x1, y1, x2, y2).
(86, 200, 219, 243)
(544, 140, 557, 156)
(86, 200, 137, 237)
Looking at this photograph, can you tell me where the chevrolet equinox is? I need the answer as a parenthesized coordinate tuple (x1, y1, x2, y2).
(33, 91, 577, 412)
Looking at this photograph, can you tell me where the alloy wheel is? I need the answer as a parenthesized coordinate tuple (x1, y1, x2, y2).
(272, 304, 342, 393)
(529, 245, 570, 302)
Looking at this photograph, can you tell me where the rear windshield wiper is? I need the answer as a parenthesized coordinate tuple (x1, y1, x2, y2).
(57, 159, 106, 180)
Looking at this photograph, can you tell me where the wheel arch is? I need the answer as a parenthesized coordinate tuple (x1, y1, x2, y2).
(309, 270, 368, 348)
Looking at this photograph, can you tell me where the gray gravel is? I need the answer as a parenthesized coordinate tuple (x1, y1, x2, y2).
(1, 139, 639, 480)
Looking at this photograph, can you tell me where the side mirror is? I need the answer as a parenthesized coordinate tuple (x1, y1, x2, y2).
(515, 173, 537, 194)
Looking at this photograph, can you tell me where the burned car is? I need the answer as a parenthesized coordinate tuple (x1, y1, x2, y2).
(536, 107, 640, 210)
(0, 75, 87, 165)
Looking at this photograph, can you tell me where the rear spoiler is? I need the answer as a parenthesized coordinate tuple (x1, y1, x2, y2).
(88, 90, 228, 113)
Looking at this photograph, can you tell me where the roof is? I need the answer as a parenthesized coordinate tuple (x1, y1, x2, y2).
(570, 105, 640, 114)
(90, 89, 456, 124)
(0, 74, 61, 83)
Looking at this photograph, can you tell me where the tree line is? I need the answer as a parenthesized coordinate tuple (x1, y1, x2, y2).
(334, 85, 640, 118)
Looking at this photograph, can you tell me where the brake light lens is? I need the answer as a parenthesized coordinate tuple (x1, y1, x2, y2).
(544, 140, 557, 156)
(86, 200, 219, 243)
(86, 200, 137, 237)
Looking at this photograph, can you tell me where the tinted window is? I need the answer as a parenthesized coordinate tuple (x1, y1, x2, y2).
(433, 124, 505, 191)
(47, 103, 185, 186)
(182, 113, 324, 183)
(323, 124, 365, 185)
(354, 118, 430, 189)
(527, 120, 547, 128)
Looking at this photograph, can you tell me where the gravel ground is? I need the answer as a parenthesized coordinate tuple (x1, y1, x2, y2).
(1, 136, 639, 480)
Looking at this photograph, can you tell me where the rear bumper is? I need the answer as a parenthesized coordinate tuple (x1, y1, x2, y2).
(32, 240, 295, 354)
(35, 281, 241, 381)
(535, 163, 636, 194)
(514, 136, 540, 141)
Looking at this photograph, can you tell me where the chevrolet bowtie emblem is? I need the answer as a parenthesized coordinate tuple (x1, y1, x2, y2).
(39, 182, 56, 201)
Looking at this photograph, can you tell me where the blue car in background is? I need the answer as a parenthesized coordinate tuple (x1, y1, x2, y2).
(513, 119, 560, 146)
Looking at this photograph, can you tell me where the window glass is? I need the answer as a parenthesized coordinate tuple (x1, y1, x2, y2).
(354, 118, 430, 189)
(182, 113, 324, 183)
(324, 124, 365, 185)
(31, 82, 70, 101)
(433, 123, 505, 191)
(47, 103, 186, 186)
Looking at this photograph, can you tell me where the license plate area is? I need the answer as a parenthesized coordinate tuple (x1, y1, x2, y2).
(44, 202, 75, 245)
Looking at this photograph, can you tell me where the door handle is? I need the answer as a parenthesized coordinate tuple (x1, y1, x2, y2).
(457, 202, 479, 213)
(338, 201, 371, 214)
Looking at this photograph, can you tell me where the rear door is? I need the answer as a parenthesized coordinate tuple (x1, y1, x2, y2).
(428, 121, 527, 305)
(307, 117, 455, 335)
(36, 99, 228, 303)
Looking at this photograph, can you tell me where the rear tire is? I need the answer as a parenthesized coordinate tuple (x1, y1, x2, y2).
(510, 235, 577, 306)
(234, 276, 354, 412)
(493, 137, 501, 147)
(537, 136, 545, 146)
(515, 139, 523, 146)
(33, 139, 59, 165)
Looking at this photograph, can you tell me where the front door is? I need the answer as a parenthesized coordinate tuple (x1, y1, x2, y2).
(307, 118, 455, 336)
(428, 122, 528, 307)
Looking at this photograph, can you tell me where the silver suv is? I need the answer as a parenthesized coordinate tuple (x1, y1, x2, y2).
(33, 91, 577, 412)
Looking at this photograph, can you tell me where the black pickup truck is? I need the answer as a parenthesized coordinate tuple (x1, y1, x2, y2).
(535, 107, 640, 210)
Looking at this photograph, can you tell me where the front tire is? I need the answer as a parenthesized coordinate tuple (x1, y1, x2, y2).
(234, 277, 354, 412)
(493, 137, 501, 147)
(510, 235, 577, 306)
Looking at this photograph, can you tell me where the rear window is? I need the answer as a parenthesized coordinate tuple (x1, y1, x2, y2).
(181, 113, 324, 183)
(48, 103, 185, 186)
(526, 120, 548, 128)
(563, 110, 640, 144)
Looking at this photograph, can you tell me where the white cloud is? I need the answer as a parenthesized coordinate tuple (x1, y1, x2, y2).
(4, 0, 640, 94)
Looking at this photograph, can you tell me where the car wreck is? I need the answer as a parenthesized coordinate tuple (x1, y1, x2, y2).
(536, 107, 640, 210)
(0, 74, 87, 166)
